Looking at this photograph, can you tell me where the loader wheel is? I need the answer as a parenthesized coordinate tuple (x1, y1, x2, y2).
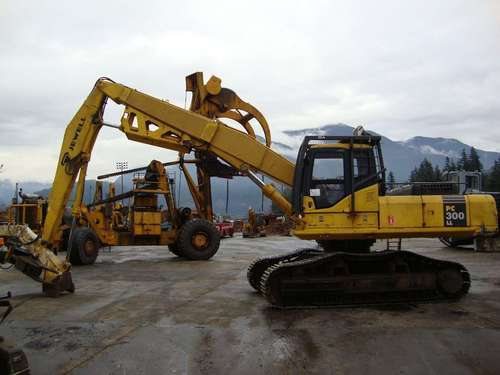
(69, 228, 100, 265)
(168, 243, 183, 257)
(177, 219, 220, 260)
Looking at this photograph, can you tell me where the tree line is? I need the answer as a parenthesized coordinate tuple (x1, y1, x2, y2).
(387, 147, 500, 191)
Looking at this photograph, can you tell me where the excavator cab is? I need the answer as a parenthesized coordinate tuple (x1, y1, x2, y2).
(292, 135, 386, 215)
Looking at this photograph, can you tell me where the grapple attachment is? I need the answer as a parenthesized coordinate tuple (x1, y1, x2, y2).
(0, 225, 74, 297)
(186, 72, 272, 147)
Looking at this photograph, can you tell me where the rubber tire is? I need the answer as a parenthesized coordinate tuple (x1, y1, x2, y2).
(168, 243, 183, 257)
(317, 239, 374, 253)
(69, 228, 100, 265)
(177, 219, 220, 260)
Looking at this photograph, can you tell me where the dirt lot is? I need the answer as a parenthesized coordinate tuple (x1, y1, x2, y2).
(1, 236, 500, 375)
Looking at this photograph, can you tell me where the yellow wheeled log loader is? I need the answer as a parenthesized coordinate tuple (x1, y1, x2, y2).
(1, 73, 498, 306)
(75, 159, 222, 261)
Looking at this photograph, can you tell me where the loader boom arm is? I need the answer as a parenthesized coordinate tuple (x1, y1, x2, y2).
(42, 76, 295, 247)
(41, 82, 107, 245)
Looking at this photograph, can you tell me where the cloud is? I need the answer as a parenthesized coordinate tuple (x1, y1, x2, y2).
(0, 0, 499, 182)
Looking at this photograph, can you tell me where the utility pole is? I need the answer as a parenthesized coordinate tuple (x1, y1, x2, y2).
(225, 179, 229, 216)
(115, 161, 128, 204)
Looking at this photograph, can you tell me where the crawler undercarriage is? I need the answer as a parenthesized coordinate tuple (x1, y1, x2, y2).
(248, 248, 470, 308)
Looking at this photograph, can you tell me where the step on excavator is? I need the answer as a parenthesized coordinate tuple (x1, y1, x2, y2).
(1, 73, 498, 306)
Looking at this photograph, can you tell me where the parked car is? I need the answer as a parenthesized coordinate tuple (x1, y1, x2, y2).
(215, 221, 234, 238)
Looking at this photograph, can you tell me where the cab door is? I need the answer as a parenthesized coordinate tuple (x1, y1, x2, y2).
(306, 149, 349, 210)
(300, 146, 379, 230)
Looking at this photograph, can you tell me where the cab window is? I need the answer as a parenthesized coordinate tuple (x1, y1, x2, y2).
(313, 158, 344, 180)
(353, 150, 370, 181)
(353, 149, 377, 188)
(309, 151, 346, 208)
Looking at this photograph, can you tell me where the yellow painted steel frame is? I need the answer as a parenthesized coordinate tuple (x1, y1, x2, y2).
(107, 82, 295, 186)
(81, 205, 117, 246)
(42, 83, 107, 247)
(80, 161, 177, 246)
(80, 179, 119, 246)
(294, 183, 498, 240)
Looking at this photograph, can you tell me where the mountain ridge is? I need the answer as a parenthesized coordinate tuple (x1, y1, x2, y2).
(277, 124, 499, 180)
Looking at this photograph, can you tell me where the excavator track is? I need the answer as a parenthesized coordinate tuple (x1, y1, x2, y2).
(255, 249, 470, 308)
(247, 248, 323, 291)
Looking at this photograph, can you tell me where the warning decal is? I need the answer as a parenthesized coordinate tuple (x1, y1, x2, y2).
(443, 196, 467, 227)
(388, 215, 395, 225)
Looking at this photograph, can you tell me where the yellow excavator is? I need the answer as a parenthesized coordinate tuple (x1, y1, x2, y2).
(1, 72, 498, 306)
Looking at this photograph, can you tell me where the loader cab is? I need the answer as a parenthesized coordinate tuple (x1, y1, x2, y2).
(291, 135, 385, 214)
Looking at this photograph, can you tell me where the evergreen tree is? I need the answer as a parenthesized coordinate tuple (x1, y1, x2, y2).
(409, 167, 418, 182)
(387, 171, 396, 190)
(469, 147, 483, 171)
(444, 157, 451, 172)
(433, 165, 442, 181)
(420, 159, 435, 181)
(449, 159, 457, 171)
(410, 158, 441, 182)
(457, 148, 468, 170)
(485, 158, 500, 191)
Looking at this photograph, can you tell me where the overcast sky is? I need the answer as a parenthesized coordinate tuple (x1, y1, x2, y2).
(1, 0, 499, 182)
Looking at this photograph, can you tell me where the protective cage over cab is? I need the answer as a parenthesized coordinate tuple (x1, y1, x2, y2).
(291, 134, 386, 214)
